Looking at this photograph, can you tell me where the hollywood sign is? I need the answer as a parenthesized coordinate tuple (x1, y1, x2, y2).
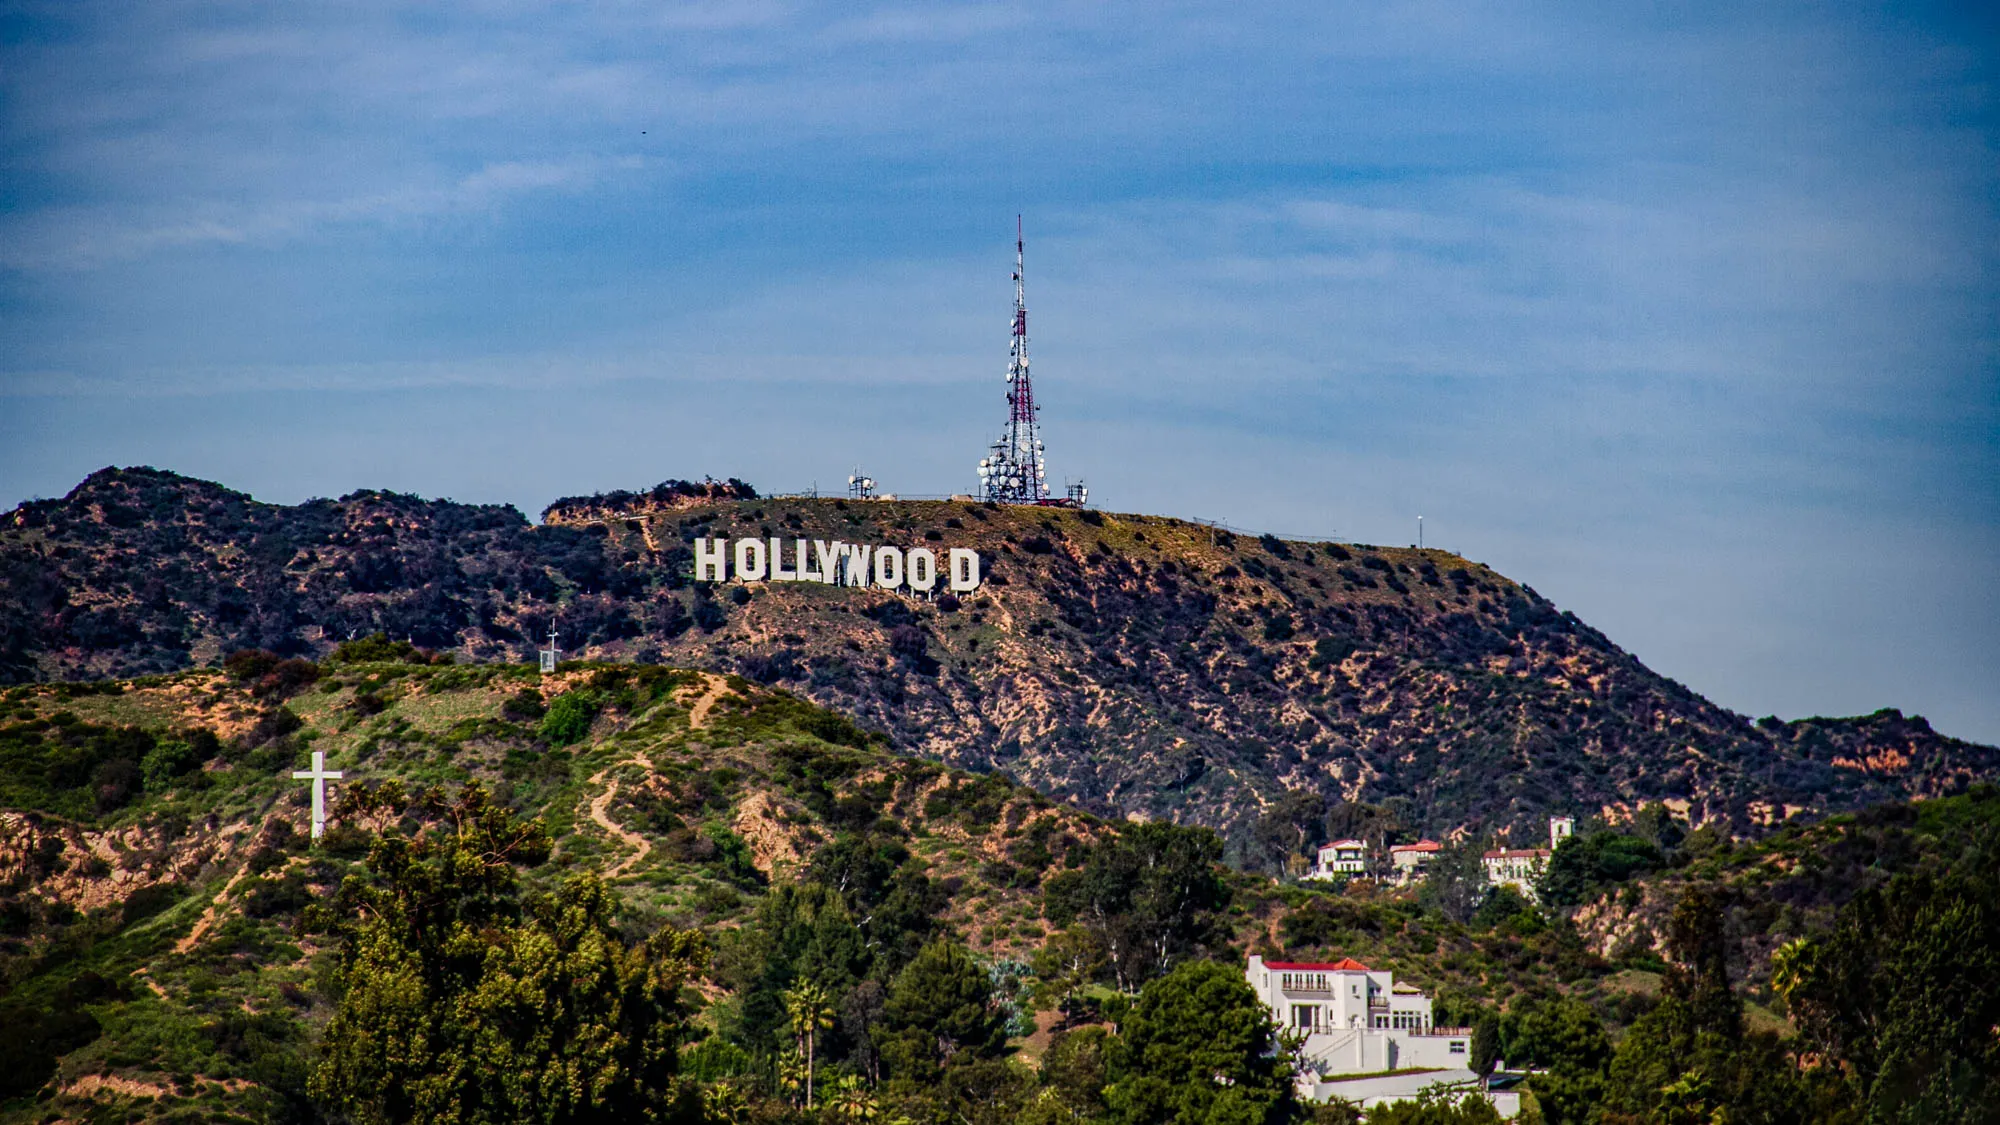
(693, 537, 982, 593)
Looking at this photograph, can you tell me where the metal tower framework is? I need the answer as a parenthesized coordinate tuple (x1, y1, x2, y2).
(977, 217, 1050, 503)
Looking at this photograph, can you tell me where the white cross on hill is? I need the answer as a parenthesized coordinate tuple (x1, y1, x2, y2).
(291, 750, 343, 839)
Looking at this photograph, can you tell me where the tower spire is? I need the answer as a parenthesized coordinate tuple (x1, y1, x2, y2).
(977, 215, 1050, 503)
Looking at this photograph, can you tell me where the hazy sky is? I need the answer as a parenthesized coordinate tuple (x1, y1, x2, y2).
(3, 2, 1996, 743)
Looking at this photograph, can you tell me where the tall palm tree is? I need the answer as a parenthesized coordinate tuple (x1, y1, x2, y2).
(783, 979, 837, 1103)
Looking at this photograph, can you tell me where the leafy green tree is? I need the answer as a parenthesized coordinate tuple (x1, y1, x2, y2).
(1777, 867, 2000, 1123)
(1042, 822, 1231, 990)
(1247, 789, 1328, 876)
(1104, 959, 1295, 1125)
(1627, 803, 1687, 855)
(716, 882, 871, 1060)
(1539, 832, 1665, 908)
(1503, 997, 1609, 1125)
(1037, 1026, 1114, 1121)
(1034, 926, 1111, 1021)
(1468, 1013, 1501, 1078)
(308, 786, 707, 1124)
(806, 830, 947, 971)
(937, 1056, 1033, 1125)
(1418, 838, 1487, 924)
(876, 938, 1007, 1085)
(1599, 888, 1810, 1125)
(1470, 885, 1533, 930)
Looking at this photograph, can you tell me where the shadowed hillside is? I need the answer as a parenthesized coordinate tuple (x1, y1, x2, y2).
(5, 467, 1994, 851)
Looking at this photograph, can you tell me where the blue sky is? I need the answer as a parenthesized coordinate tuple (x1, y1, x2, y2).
(3, 2, 1996, 742)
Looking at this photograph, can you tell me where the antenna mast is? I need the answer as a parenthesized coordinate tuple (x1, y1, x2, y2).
(977, 216, 1050, 503)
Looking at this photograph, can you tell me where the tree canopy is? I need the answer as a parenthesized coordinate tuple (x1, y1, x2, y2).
(1042, 822, 1232, 989)
(307, 786, 708, 1125)
(1104, 959, 1296, 1125)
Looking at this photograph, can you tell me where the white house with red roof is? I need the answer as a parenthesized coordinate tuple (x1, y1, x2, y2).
(1245, 954, 1514, 1115)
(1304, 839, 1369, 880)
(1245, 954, 1466, 1064)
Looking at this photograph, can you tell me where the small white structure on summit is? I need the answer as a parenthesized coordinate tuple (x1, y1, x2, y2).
(1245, 954, 1515, 1115)
(291, 750, 343, 840)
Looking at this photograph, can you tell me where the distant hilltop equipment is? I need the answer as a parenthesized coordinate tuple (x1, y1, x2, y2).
(977, 216, 1086, 508)
(847, 470, 877, 500)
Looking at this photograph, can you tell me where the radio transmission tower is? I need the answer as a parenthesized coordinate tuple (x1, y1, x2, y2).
(977, 216, 1050, 504)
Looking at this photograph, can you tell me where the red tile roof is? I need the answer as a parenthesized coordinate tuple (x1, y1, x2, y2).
(1483, 848, 1551, 859)
(1389, 839, 1441, 854)
(1266, 957, 1371, 972)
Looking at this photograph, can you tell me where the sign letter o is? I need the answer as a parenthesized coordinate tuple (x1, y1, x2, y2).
(874, 546, 904, 589)
(907, 548, 938, 591)
(734, 538, 768, 581)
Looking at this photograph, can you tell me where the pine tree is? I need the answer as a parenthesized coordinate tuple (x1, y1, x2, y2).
(1104, 959, 1295, 1125)
(307, 785, 708, 1124)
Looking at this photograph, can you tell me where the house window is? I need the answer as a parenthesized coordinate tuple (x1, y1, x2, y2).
(1450, 1041, 1467, 1054)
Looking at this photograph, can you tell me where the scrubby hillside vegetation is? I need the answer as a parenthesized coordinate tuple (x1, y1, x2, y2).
(1, 649, 1996, 1123)
(5, 467, 1993, 854)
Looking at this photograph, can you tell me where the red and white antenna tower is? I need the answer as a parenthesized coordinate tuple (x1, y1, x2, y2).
(978, 216, 1073, 504)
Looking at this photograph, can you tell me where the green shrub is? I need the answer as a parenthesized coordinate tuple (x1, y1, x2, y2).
(538, 691, 601, 746)
(142, 738, 203, 791)
(332, 633, 428, 664)
(502, 689, 546, 723)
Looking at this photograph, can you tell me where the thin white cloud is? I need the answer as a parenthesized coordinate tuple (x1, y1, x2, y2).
(0, 155, 637, 269)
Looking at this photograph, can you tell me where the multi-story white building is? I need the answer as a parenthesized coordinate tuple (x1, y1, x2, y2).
(1481, 817, 1574, 898)
(1303, 839, 1368, 880)
(1245, 955, 1468, 1066)
(1480, 847, 1550, 893)
(1245, 955, 1514, 1116)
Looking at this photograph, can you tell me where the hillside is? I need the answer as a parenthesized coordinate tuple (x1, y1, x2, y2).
(5, 466, 1995, 851)
(1569, 783, 2000, 1000)
(0, 658, 1994, 1122)
(0, 655, 1111, 1119)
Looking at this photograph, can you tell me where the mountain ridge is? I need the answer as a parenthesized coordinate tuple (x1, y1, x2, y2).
(5, 465, 1993, 853)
